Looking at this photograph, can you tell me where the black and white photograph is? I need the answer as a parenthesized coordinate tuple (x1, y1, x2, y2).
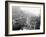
(5, 1, 45, 36)
(12, 6, 40, 30)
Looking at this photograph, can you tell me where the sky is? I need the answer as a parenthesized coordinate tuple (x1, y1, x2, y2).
(20, 7, 40, 16)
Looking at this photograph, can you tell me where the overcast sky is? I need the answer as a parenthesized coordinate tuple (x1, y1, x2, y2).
(20, 7, 40, 16)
